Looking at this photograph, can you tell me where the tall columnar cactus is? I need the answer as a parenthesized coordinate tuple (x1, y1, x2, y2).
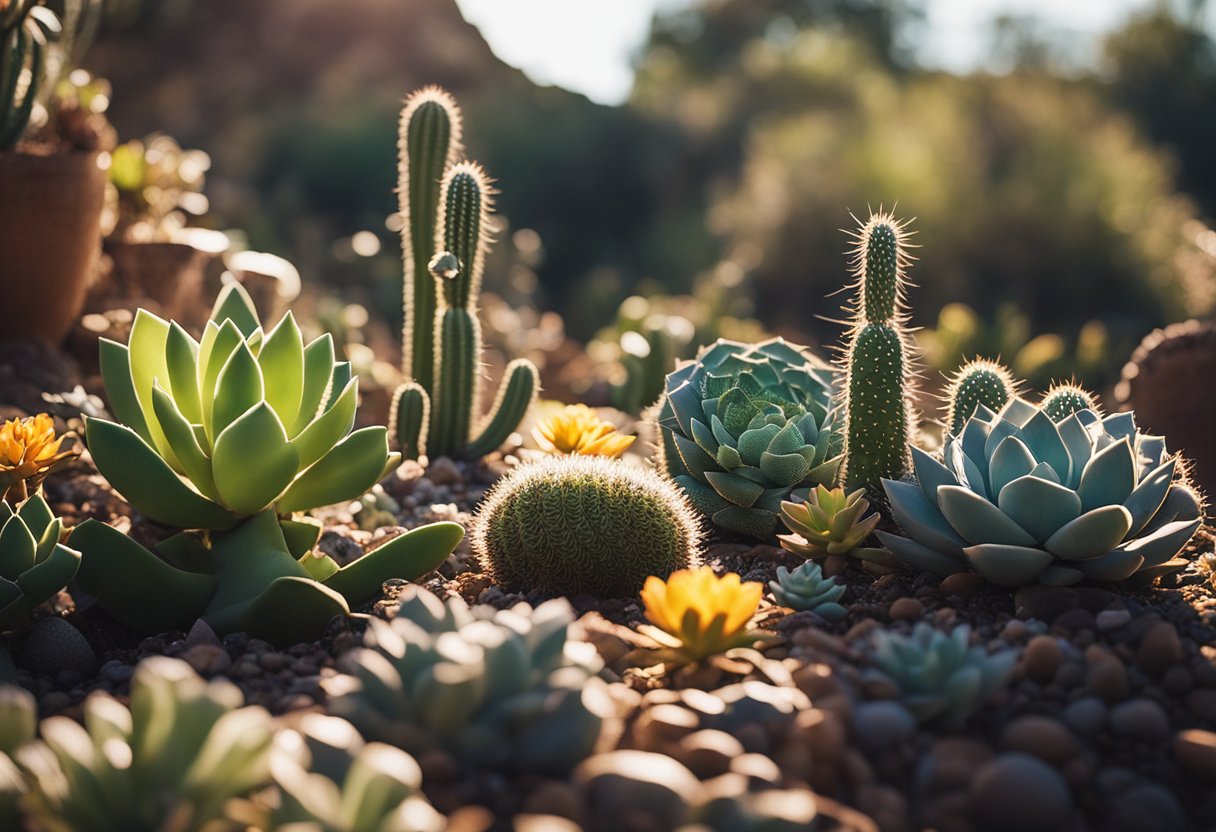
(840, 212, 918, 491)
(398, 87, 461, 397)
(390, 90, 538, 461)
(944, 359, 1018, 437)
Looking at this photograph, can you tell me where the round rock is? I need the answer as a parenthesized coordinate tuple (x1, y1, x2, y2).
(1002, 716, 1078, 765)
(970, 753, 1072, 832)
(1174, 729, 1216, 780)
(1109, 699, 1170, 743)
(852, 701, 916, 754)
(1022, 635, 1062, 684)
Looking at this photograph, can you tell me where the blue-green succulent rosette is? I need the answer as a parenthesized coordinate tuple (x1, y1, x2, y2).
(657, 337, 843, 540)
(879, 398, 1204, 587)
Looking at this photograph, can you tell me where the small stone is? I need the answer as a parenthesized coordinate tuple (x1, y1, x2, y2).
(182, 644, 232, 676)
(426, 457, 462, 486)
(521, 781, 583, 822)
(1136, 622, 1184, 677)
(258, 652, 288, 672)
(1185, 689, 1216, 721)
(1062, 697, 1107, 737)
(1109, 699, 1169, 742)
(1052, 609, 1096, 633)
(21, 618, 98, 679)
(1106, 784, 1186, 832)
(1002, 716, 1078, 765)
(676, 730, 743, 779)
(634, 703, 699, 749)
(852, 701, 916, 754)
(940, 572, 983, 600)
(856, 784, 909, 832)
(1085, 653, 1128, 703)
(1096, 609, 1132, 632)
(1022, 635, 1062, 684)
(574, 750, 700, 832)
(1174, 729, 1216, 780)
(970, 753, 1072, 832)
(99, 660, 133, 687)
(1015, 586, 1078, 624)
(920, 738, 992, 793)
(889, 598, 923, 622)
(1001, 619, 1028, 643)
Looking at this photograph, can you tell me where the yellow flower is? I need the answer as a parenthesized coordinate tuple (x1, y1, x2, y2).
(532, 404, 635, 458)
(0, 414, 76, 502)
(640, 566, 763, 661)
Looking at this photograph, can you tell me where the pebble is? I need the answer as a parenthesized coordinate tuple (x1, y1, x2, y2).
(1002, 716, 1078, 765)
(574, 751, 700, 831)
(1185, 688, 1216, 721)
(856, 784, 910, 832)
(1062, 698, 1107, 737)
(889, 598, 924, 622)
(1052, 609, 1096, 633)
(1109, 699, 1170, 742)
(1136, 622, 1184, 677)
(426, 457, 463, 486)
(970, 753, 1072, 832)
(1015, 586, 1078, 623)
(1106, 784, 1186, 832)
(676, 730, 742, 779)
(1174, 729, 1216, 780)
(21, 618, 98, 679)
(939, 572, 983, 600)
(1022, 635, 1062, 684)
(852, 701, 916, 754)
(182, 644, 232, 676)
(522, 781, 583, 822)
(1096, 609, 1132, 632)
(1086, 652, 1129, 703)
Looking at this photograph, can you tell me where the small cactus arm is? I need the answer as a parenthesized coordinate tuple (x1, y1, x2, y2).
(943, 359, 1018, 436)
(399, 87, 461, 395)
(466, 358, 540, 459)
(389, 381, 429, 461)
(1041, 382, 1099, 422)
(840, 211, 919, 491)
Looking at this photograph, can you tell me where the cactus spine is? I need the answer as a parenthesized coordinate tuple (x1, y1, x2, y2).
(840, 212, 917, 491)
(391, 87, 538, 460)
(944, 359, 1017, 436)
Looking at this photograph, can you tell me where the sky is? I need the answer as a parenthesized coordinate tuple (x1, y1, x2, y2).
(454, 0, 1164, 105)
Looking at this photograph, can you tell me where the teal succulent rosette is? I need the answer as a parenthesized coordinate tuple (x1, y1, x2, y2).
(657, 337, 842, 539)
(880, 398, 1204, 587)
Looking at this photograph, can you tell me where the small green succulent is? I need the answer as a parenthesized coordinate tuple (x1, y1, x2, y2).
(768, 562, 847, 621)
(329, 586, 606, 775)
(777, 485, 892, 569)
(658, 337, 842, 539)
(0, 495, 80, 632)
(270, 714, 446, 832)
(472, 454, 701, 597)
(863, 623, 1015, 729)
(71, 284, 464, 645)
(880, 399, 1204, 587)
(16, 657, 276, 832)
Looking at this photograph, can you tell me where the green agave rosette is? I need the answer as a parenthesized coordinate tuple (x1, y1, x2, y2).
(657, 337, 843, 539)
(880, 398, 1204, 587)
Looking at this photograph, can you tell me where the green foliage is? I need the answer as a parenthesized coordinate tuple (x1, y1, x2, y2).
(16, 656, 276, 832)
(879, 400, 1204, 587)
(1040, 382, 1099, 422)
(391, 89, 539, 461)
(657, 337, 841, 540)
(0, 495, 80, 632)
(330, 586, 606, 775)
(0, 1, 58, 151)
(943, 359, 1018, 437)
(862, 623, 1016, 729)
(0, 686, 35, 829)
(777, 485, 891, 569)
(768, 561, 846, 621)
(841, 212, 917, 491)
(473, 454, 700, 597)
(270, 714, 445, 832)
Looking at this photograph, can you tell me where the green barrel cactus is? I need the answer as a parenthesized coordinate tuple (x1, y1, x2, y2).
(768, 561, 847, 620)
(270, 714, 446, 832)
(879, 398, 1204, 587)
(840, 211, 918, 491)
(390, 89, 539, 461)
(329, 586, 606, 775)
(16, 656, 276, 831)
(862, 623, 1016, 729)
(944, 359, 1018, 437)
(657, 337, 842, 540)
(472, 454, 701, 597)
(71, 284, 463, 645)
(1040, 382, 1099, 422)
(0, 495, 80, 632)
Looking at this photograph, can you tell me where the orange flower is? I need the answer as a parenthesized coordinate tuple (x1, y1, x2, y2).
(640, 566, 763, 662)
(0, 414, 76, 502)
(532, 404, 635, 458)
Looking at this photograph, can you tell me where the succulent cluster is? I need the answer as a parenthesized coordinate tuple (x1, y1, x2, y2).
(768, 561, 847, 621)
(71, 283, 463, 645)
(473, 454, 701, 597)
(777, 485, 892, 569)
(880, 398, 1204, 586)
(532, 403, 635, 458)
(329, 586, 606, 774)
(640, 566, 765, 663)
(863, 623, 1016, 729)
(391, 87, 538, 461)
(0, 495, 80, 632)
(657, 337, 841, 539)
(839, 212, 918, 492)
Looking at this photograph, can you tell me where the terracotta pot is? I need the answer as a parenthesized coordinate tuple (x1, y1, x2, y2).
(102, 240, 216, 325)
(0, 150, 107, 344)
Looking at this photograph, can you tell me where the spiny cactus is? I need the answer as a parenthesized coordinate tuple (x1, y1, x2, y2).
(943, 359, 1018, 437)
(1041, 382, 1099, 422)
(862, 623, 1015, 729)
(329, 586, 606, 775)
(398, 86, 461, 398)
(390, 90, 539, 461)
(840, 211, 918, 491)
(473, 455, 701, 597)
